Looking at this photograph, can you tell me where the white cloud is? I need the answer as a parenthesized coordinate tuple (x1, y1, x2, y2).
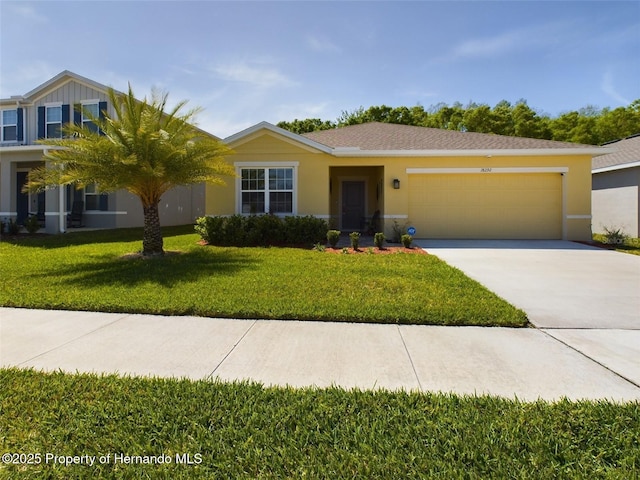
(307, 35, 341, 54)
(602, 70, 631, 106)
(441, 21, 569, 62)
(7, 3, 48, 23)
(452, 31, 522, 59)
(212, 61, 297, 89)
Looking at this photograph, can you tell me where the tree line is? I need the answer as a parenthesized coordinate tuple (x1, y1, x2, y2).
(277, 99, 640, 145)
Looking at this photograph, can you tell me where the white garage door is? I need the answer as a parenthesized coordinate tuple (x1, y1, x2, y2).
(408, 173, 562, 239)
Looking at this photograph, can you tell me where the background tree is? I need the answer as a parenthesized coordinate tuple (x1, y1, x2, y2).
(26, 86, 235, 256)
(276, 118, 335, 134)
(278, 99, 639, 144)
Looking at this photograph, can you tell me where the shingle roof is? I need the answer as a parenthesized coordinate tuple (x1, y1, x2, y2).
(592, 134, 640, 170)
(303, 122, 597, 151)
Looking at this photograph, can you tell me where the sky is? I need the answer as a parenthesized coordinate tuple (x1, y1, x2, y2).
(1, 0, 638, 138)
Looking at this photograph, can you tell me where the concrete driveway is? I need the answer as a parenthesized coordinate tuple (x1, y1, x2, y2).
(417, 240, 640, 329)
(416, 240, 640, 392)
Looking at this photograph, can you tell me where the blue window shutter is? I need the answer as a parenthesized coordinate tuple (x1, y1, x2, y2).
(62, 104, 70, 126)
(99, 194, 109, 211)
(74, 103, 82, 126)
(37, 106, 45, 139)
(98, 101, 107, 119)
(98, 101, 107, 135)
(16, 108, 24, 142)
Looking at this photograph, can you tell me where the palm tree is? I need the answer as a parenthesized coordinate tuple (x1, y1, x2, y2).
(26, 86, 235, 256)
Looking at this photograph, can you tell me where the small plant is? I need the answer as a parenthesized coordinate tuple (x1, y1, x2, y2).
(374, 232, 385, 249)
(391, 219, 409, 243)
(24, 215, 41, 234)
(341, 247, 349, 254)
(602, 226, 628, 245)
(349, 231, 361, 250)
(367, 247, 375, 254)
(6, 218, 20, 235)
(401, 234, 413, 248)
(327, 230, 341, 248)
(313, 242, 326, 252)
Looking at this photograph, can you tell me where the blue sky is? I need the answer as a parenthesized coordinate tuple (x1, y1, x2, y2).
(1, 1, 638, 138)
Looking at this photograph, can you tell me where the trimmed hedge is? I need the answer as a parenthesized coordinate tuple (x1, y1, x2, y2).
(195, 214, 328, 247)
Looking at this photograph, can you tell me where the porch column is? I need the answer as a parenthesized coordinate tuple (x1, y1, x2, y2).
(0, 159, 13, 222)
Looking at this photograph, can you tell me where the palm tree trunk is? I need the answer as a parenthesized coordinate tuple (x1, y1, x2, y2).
(142, 202, 164, 256)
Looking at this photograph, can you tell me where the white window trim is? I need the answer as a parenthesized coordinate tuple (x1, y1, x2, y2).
(234, 162, 299, 215)
(80, 99, 100, 127)
(84, 183, 100, 211)
(44, 102, 63, 139)
(1, 108, 18, 143)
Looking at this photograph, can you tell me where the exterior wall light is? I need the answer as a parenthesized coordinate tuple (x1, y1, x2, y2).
(393, 178, 400, 189)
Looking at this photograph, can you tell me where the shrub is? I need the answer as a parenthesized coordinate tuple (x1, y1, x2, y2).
(391, 219, 409, 243)
(6, 218, 20, 235)
(23, 215, 41, 234)
(349, 231, 361, 250)
(195, 215, 328, 247)
(401, 234, 413, 248)
(327, 230, 341, 248)
(247, 214, 284, 246)
(312, 242, 326, 252)
(602, 226, 628, 245)
(374, 232, 385, 249)
(284, 216, 328, 245)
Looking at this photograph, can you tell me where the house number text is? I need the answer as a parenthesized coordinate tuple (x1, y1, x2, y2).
(480, 168, 492, 173)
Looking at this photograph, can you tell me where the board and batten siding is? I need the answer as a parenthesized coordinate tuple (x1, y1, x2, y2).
(24, 81, 110, 145)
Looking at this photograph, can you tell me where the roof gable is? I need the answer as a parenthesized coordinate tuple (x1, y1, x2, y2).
(17, 71, 116, 103)
(593, 134, 640, 172)
(224, 121, 332, 153)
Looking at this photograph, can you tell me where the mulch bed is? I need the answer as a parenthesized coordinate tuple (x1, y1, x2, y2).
(325, 246, 428, 255)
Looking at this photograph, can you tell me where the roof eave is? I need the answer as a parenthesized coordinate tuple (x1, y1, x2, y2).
(331, 147, 614, 157)
(593, 161, 640, 174)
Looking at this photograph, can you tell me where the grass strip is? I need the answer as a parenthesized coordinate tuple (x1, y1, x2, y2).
(0, 226, 526, 326)
(1, 368, 638, 479)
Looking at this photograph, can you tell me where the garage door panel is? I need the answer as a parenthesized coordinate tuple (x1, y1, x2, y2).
(408, 173, 562, 239)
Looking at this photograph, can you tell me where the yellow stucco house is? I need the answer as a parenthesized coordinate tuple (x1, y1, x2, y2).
(207, 122, 612, 241)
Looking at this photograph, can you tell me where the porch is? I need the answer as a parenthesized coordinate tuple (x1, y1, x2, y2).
(329, 166, 386, 232)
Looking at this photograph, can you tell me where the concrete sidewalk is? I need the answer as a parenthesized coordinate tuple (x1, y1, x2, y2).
(2, 307, 639, 402)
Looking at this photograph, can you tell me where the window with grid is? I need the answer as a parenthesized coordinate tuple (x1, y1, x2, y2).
(1, 109, 17, 142)
(82, 102, 99, 133)
(84, 183, 100, 211)
(240, 167, 294, 214)
(46, 105, 62, 138)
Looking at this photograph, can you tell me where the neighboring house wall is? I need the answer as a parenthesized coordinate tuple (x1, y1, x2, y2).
(206, 126, 597, 241)
(0, 71, 206, 233)
(592, 166, 640, 237)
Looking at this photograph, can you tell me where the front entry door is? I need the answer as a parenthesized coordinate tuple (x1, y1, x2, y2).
(342, 181, 365, 230)
(16, 171, 30, 225)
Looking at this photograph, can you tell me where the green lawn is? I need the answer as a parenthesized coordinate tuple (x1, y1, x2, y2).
(1, 369, 638, 479)
(0, 225, 527, 326)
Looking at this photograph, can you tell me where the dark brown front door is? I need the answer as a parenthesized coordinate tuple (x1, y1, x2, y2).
(342, 181, 365, 230)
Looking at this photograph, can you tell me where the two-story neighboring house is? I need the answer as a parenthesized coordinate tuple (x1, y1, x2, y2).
(0, 71, 207, 233)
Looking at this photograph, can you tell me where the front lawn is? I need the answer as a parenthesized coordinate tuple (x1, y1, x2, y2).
(0, 226, 527, 326)
(1, 369, 638, 479)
